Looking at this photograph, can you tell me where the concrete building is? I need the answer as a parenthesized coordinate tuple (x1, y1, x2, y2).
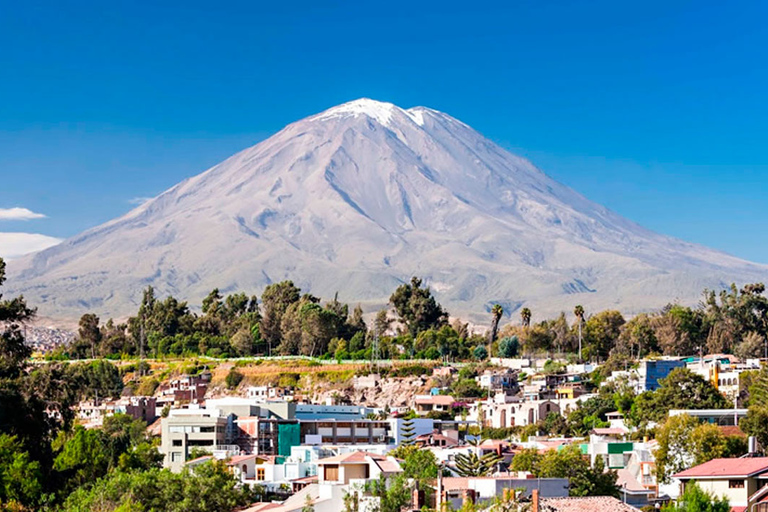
(161, 408, 233, 471)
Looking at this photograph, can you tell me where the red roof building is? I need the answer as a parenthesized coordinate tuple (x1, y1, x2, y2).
(673, 457, 768, 511)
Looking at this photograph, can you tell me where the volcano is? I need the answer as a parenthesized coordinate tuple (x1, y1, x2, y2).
(8, 99, 767, 322)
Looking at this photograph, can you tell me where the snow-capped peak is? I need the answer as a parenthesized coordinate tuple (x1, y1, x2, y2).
(315, 98, 402, 126)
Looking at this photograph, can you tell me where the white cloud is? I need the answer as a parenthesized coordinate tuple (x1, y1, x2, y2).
(0, 207, 47, 221)
(0, 233, 62, 259)
(128, 197, 152, 206)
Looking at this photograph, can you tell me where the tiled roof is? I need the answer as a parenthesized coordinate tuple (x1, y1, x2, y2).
(373, 458, 403, 473)
(674, 458, 768, 479)
(616, 469, 653, 493)
(415, 395, 455, 406)
(316, 451, 386, 464)
(719, 425, 747, 438)
(540, 496, 640, 511)
(227, 454, 257, 465)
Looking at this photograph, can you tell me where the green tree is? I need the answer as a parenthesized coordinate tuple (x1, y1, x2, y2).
(488, 304, 504, 355)
(583, 310, 625, 361)
(497, 336, 519, 358)
(77, 313, 102, 359)
(740, 406, 768, 452)
(389, 277, 448, 337)
(60, 461, 254, 512)
(0, 434, 44, 508)
(655, 414, 746, 483)
(662, 482, 729, 512)
(520, 307, 531, 328)
(367, 474, 411, 512)
(260, 281, 301, 355)
(574, 305, 585, 360)
(225, 368, 244, 389)
(527, 445, 618, 497)
(630, 368, 729, 427)
(453, 450, 502, 477)
(400, 448, 439, 485)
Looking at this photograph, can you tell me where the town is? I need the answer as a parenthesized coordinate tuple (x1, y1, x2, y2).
(68, 351, 768, 512)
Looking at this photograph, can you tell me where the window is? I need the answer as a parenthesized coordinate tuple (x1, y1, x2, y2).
(257, 468, 265, 481)
(324, 465, 340, 481)
(729, 479, 745, 489)
(172, 440, 182, 447)
(171, 452, 183, 462)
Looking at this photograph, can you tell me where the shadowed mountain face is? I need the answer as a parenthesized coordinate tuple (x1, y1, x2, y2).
(8, 99, 767, 322)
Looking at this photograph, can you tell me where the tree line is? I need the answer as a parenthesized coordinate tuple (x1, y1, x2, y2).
(60, 278, 768, 363)
(61, 277, 492, 361)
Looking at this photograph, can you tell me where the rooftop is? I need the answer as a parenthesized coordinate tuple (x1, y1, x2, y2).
(540, 496, 640, 511)
(674, 458, 768, 479)
(316, 451, 387, 465)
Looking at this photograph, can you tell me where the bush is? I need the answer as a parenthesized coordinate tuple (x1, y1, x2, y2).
(473, 346, 488, 360)
(225, 369, 244, 389)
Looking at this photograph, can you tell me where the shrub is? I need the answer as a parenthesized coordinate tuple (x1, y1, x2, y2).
(225, 369, 244, 389)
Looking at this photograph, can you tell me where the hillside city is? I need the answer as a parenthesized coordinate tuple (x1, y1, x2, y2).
(3, 259, 768, 512)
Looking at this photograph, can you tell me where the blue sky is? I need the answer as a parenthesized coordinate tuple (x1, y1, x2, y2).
(1, 0, 767, 262)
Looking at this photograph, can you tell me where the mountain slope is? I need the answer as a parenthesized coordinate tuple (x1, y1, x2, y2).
(8, 99, 768, 322)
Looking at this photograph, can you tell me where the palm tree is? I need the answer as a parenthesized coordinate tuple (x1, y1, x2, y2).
(453, 450, 503, 477)
(520, 307, 531, 328)
(488, 304, 503, 358)
(574, 305, 585, 361)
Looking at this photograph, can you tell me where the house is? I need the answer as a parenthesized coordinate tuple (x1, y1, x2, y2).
(414, 395, 455, 415)
(477, 369, 518, 391)
(247, 386, 291, 402)
(616, 468, 655, 508)
(414, 430, 460, 448)
(316, 451, 402, 485)
(478, 399, 560, 428)
(116, 396, 157, 423)
(673, 457, 768, 510)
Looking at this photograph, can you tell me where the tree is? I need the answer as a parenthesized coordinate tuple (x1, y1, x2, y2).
(400, 448, 439, 485)
(497, 336, 519, 358)
(260, 281, 301, 355)
(473, 345, 488, 360)
(367, 474, 411, 512)
(524, 445, 618, 497)
(583, 310, 625, 361)
(453, 451, 502, 477)
(0, 433, 43, 509)
(740, 406, 768, 452)
(574, 305, 585, 360)
(662, 482, 730, 512)
(631, 368, 729, 427)
(520, 307, 531, 328)
(616, 313, 659, 358)
(374, 310, 392, 336)
(60, 461, 254, 512)
(400, 418, 416, 445)
(389, 277, 448, 337)
(655, 414, 745, 483)
(225, 368, 244, 389)
(488, 304, 503, 356)
(735, 331, 765, 360)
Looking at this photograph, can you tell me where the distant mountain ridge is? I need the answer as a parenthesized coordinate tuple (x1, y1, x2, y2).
(8, 98, 768, 322)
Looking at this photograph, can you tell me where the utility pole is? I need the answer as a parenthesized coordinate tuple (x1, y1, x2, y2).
(371, 329, 380, 373)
